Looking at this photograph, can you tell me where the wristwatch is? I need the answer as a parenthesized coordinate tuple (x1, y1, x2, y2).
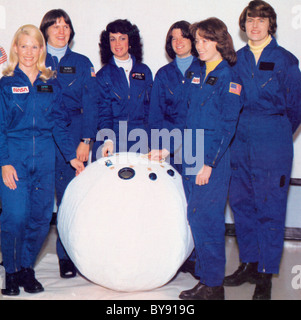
(81, 138, 91, 145)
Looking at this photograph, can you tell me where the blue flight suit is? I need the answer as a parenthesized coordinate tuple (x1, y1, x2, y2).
(148, 57, 203, 174)
(229, 37, 301, 274)
(0, 67, 76, 274)
(92, 56, 153, 160)
(183, 60, 243, 286)
(46, 48, 98, 260)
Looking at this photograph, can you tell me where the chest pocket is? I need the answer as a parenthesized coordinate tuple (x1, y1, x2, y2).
(165, 82, 181, 105)
(131, 75, 150, 105)
(260, 70, 282, 89)
(196, 83, 221, 130)
(8, 87, 30, 125)
(36, 85, 55, 119)
(258, 62, 282, 89)
(59, 66, 79, 92)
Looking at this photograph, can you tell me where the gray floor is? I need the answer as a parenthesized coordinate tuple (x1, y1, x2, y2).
(1, 226, 301, 300)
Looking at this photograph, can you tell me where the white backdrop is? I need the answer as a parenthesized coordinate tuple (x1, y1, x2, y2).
(0, 0, 300, 177)
(0, 0, 301, 227)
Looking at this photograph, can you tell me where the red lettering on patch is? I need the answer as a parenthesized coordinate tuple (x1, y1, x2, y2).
(12, 86, 29, 94)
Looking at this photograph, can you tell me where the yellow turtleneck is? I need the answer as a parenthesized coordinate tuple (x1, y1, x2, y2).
(205, 59, 223, 78)
(248, 34, 272, 64)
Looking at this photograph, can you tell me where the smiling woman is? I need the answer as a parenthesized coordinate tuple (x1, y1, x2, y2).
(13, 35, 42, 83)
(92, 19, 153, 160)
(147, 20, 201, 174)
(171, 28, 192, 59)
(109, 33, 129, 61)
(226, 0, 301, 301)
(245, 17, 270, 46)
(39, 9, 98, 279)
(0, 24, 83, 296)
(4, 25, 51, 82)
(46, 18, 71, 48)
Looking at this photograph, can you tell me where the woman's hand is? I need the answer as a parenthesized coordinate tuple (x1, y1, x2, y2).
(76, 141, 90, 162)
(2, 165, 19, 190)
(195, 164, 212, 186)
(70, 158, 85, 176)
(102, 140, 114, 157)
(147, 148, 170, 161)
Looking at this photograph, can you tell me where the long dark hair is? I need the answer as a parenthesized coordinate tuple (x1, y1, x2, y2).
(40, 9, 75, 44)
(190, 17, 237, 66)
(99, 19, 143, 65)
(239, 0, 277, 35)
(165, 20, 198, 59)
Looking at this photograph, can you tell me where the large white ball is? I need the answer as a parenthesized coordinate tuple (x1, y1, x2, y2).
(57, 152, 194, 292)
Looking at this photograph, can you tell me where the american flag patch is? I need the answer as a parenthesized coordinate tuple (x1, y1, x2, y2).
(229, 82, 242, 96)
(91, 67, 96, 77)
(0, 47, 7, 65)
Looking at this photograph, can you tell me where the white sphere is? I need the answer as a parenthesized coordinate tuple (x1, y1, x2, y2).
(58, 152, 194, 292)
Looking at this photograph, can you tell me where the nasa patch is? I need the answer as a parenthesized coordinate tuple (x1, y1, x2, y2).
(12, 86, 29, 94)
(191, 77, 200, 84)
(132, 72, 145, 80)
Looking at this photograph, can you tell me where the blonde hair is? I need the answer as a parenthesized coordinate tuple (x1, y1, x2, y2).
(3, 24, 53, 81)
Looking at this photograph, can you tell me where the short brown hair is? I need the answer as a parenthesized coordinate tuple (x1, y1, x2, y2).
(239, 0, 277, 35)
(190, 17, 237, 66)
(40, 9, 75, 44)
(165, 20, 197, 59)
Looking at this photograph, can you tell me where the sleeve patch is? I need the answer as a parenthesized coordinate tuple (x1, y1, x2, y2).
(229, 82, 242, 96)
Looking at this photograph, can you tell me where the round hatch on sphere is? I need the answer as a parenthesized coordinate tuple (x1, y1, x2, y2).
(57, 152, 194, 292)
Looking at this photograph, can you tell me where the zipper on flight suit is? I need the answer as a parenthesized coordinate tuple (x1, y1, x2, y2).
(68, 78, 77, 87)
(261, 70, 282, 88)
(32, 85, 36, 172)
(13, 102, 24, 112)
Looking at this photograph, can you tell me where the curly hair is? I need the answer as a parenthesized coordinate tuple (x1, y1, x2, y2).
(239, 0, 277, 35)
(99, 19, 143, 65)
(165, 20, 198, 60)
(190, 17, 237, 66)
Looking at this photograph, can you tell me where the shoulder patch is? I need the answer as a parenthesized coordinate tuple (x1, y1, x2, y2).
(229, 82, 242, 96)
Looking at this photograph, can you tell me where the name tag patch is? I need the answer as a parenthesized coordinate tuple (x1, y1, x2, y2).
(186, 71, 195, 79)
(206, 76, 218, 86)
(60, 66, 76, 74)
(132, 72, 145, 80)
(259, 62, 275, 71)
(12, 86, 29, 94)
(37, 85, 53, 93)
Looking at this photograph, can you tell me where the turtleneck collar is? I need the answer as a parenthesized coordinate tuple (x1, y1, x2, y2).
(248, 34, 272, 63)
(205, 59, 223, 77)
(47, 43, 68, 62)
(175, 55, 194, 76)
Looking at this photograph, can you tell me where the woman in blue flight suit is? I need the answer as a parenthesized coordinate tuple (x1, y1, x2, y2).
(92, 19, 153, 159)
(148, 20, 202, 174)
(0, 25, 84, 296)
(179, 18, 243, 300)
(225, 1, 301, 300)
(40, 9, 98, 278)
